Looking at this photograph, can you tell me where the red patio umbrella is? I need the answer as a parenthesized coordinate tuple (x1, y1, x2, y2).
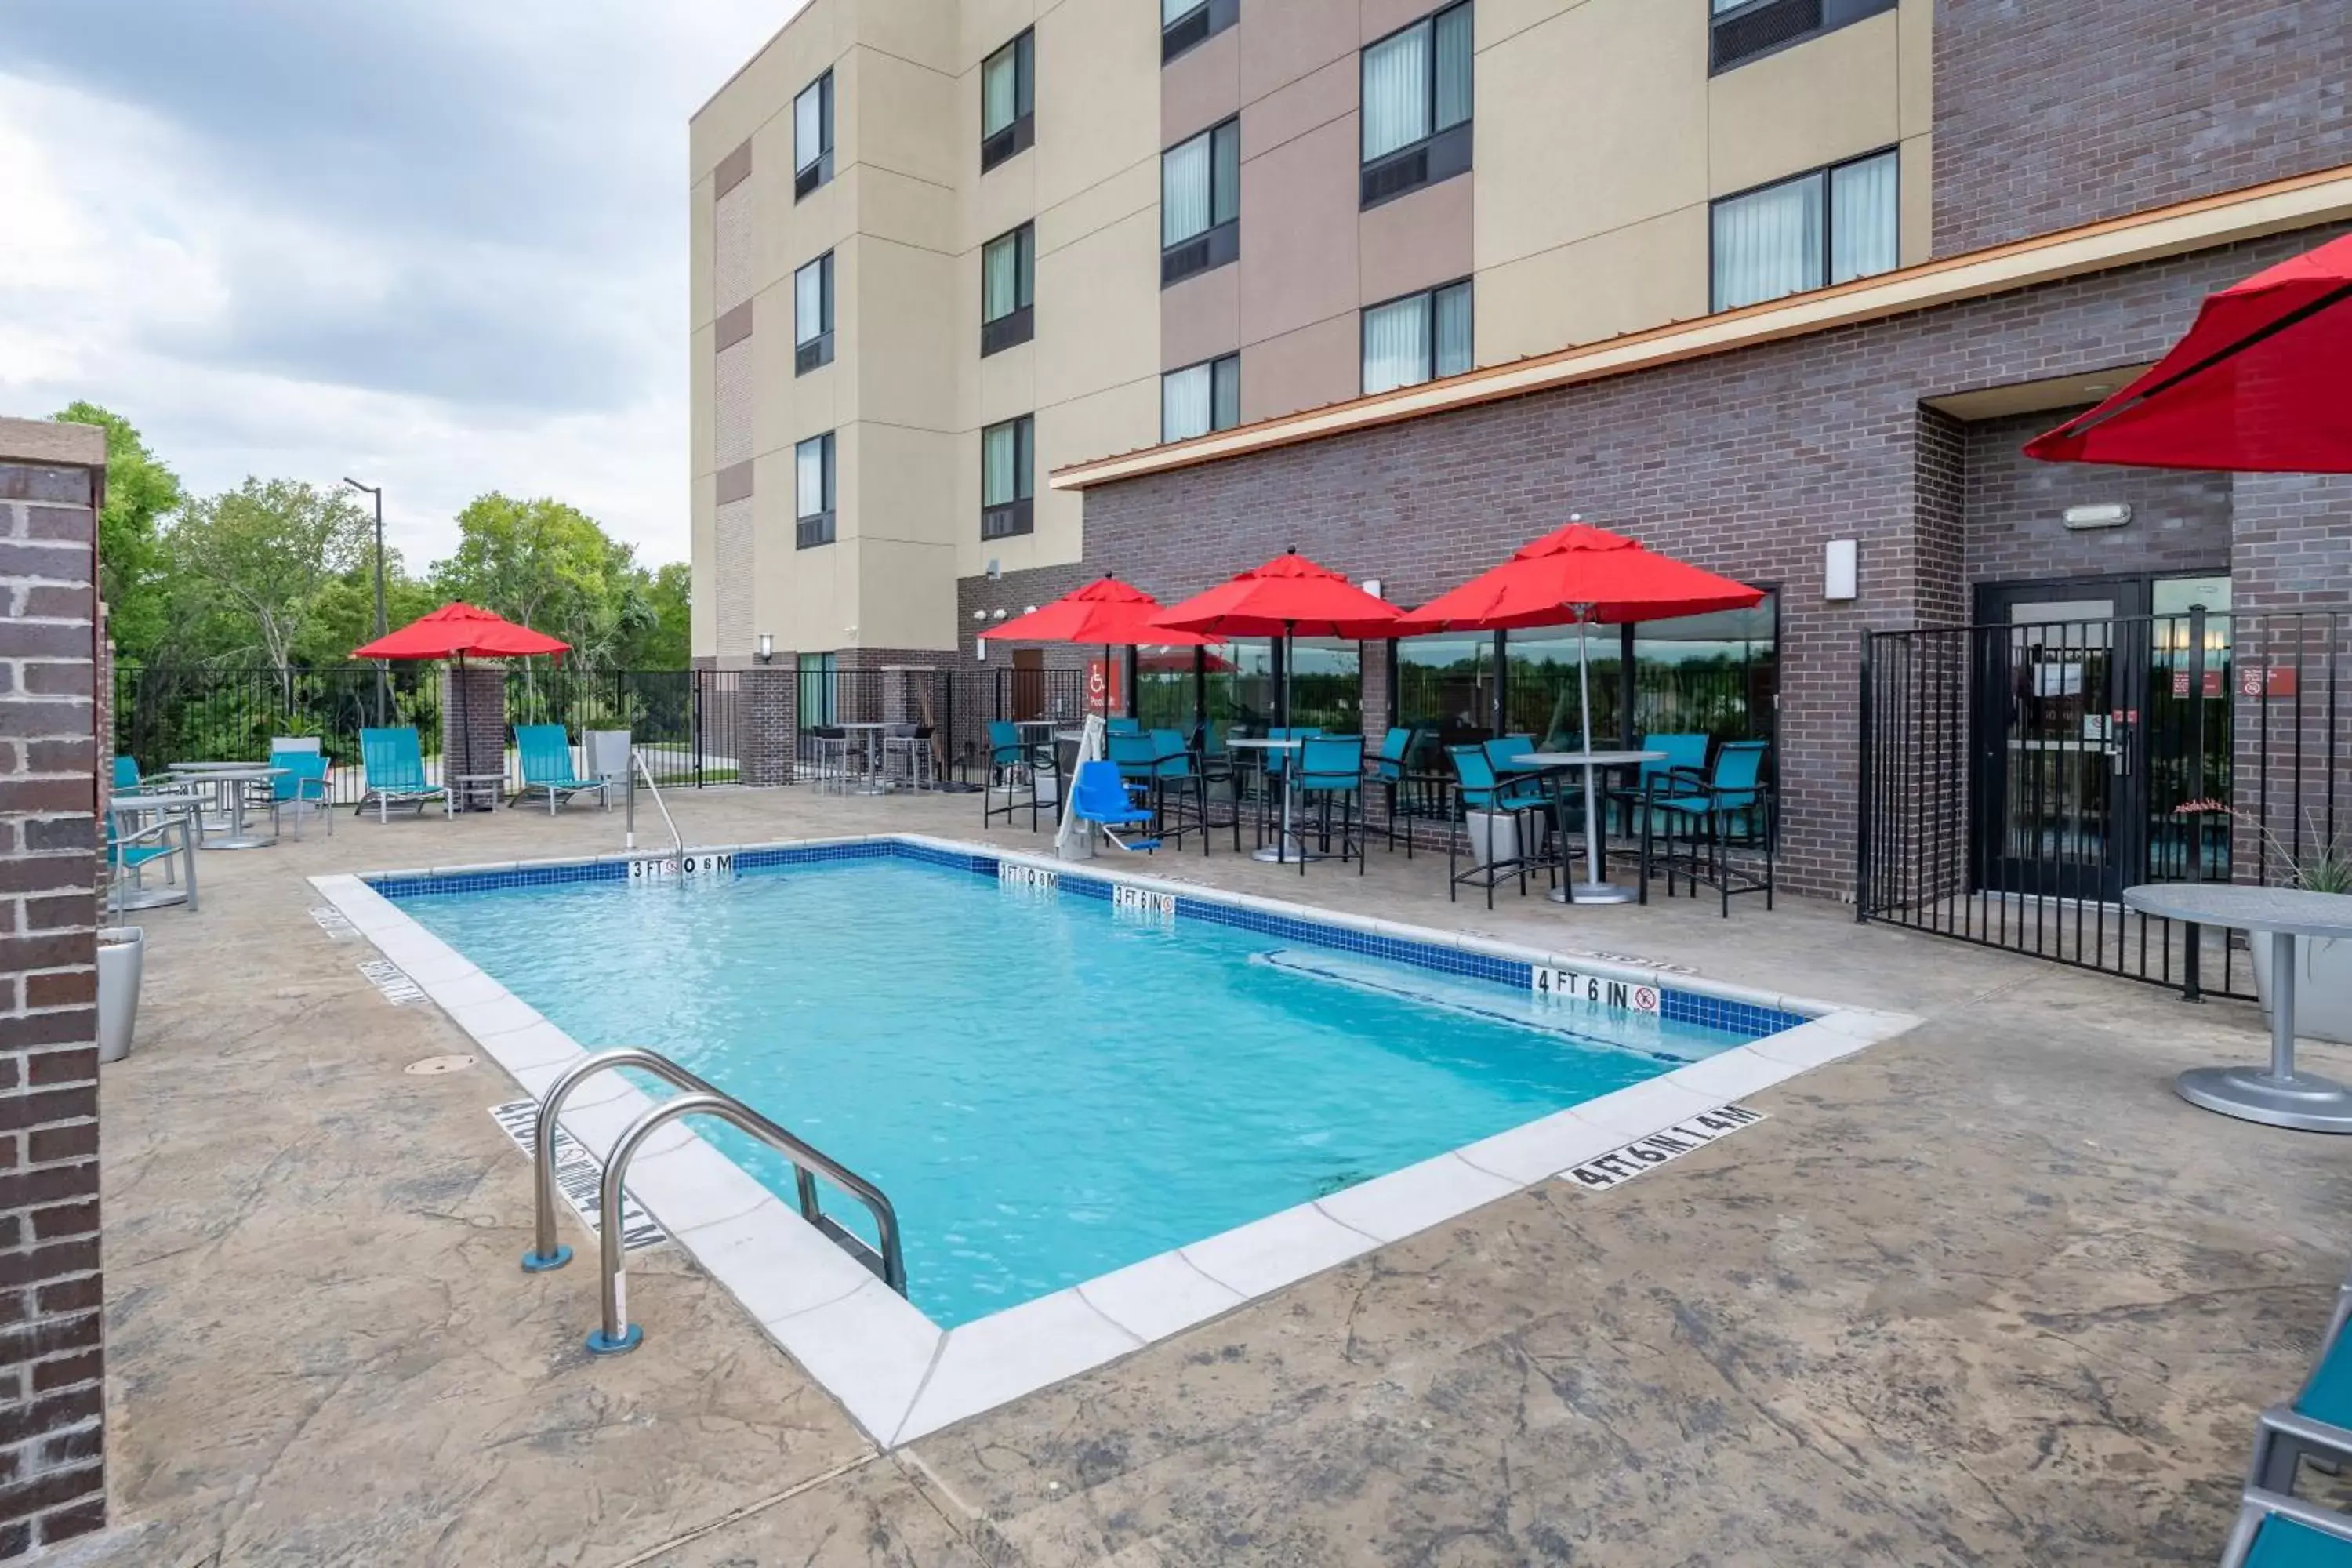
(1150, 550, 1408, 729)
(2025, 233, 2352, 472)
(980, 574, 1213, 718)
(353, 601, 571, 788)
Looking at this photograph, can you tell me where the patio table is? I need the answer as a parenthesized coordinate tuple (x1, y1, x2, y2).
(2123, 883, 2352, 1133)
(450, 772, 506, 813)
(1228, 736, 1320, 864)
(836, 722, 891, 793)
(1521, 750, 1664, 906)
(169, 764, 285, 850)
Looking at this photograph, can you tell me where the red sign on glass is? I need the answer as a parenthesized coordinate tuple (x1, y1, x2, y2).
(1087, 657, 1124, 712)
(2173, 670, 2227, 698)
(2240, 664, 2299, 699)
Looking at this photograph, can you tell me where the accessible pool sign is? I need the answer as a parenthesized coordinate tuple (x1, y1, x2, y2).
(628, 851, 734, 881)
(1563, 1104, 1765, 1192)
(1531, 964, 1661, 1014)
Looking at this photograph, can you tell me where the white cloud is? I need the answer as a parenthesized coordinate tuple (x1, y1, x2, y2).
(0, 1, 800, 569)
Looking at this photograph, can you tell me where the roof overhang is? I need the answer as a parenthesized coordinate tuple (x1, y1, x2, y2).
(1052, 163, 2352, 492)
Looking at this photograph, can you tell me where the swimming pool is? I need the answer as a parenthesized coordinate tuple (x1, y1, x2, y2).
(321, 834, 1913, 1443)
(397, 853, 1765, 1327)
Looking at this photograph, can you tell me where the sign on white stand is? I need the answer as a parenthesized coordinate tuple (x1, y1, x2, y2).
(1054, 713, 1107, 862)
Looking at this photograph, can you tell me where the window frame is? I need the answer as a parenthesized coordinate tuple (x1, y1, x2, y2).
(980, 414, 1036, 539)
(1160, 353, 1241, 443)
(793, 252, 834, 374)
(1161, 0, 1239, 64)
(979, 223, 1036, 357)
(1706, 145, 1899, 314)
(794, 431, 837, 550)
(1160, 116, 1242, 288)
(980, 30, 1036, 172)
(1359, 277, 1472, 396)
(793, 71, 834, 199)
(1358, 1, 1474, 209)
(1709, 0, 1897, 76)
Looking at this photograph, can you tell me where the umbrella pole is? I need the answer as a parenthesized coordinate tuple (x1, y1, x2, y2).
(1570, 607, 1617, 904)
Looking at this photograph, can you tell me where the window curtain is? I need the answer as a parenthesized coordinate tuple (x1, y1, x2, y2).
(1434, 4, 1473, 132)
(1711, 172, 1824, 310)
(1211, 354, 1240, 431)
(795, 258, 826, 344)
(1163, 133, 1210, 245)
(1829, 152, 1900, 285)
(1162, 365, 1212, 442)
(794, 81, 824, 171)
(1363, 295, 1430, 394)
(983, 234, 1020, 321)
(1211, 120, 1240, 227)
(1434, 282, 1472, 377)
(983, 423, 1015, 506)
(796, 437, 829, 519)
(1361, 23, 1430, 161)
(982, 48, 1018, 137)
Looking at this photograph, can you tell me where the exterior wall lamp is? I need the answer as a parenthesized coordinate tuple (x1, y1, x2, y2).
(756, 633, 775, 663)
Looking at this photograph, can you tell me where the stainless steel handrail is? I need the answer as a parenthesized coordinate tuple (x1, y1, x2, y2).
(624, 747, 683, 859)
(586, 1092, 908, 1355)
(520, 1047, 720, 1272)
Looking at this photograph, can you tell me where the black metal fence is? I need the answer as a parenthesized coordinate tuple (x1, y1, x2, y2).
(1858, 606, 2347, 1000)
(113, 665, 746, 804)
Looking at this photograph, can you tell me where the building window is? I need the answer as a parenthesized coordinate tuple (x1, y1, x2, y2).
(1161, 118, 1240, 286)
(795, 432, 835, 549)
(1162, 0, 1238, 63)
(798, 652, 837, 727)
(981, 31, 1036, 172)
(1711, 0, 1896, 76)
(793, 71, 833, 198)
(1359, 2, 1472, 209)
(794, 253, 834, 374)
(1710, 147, 1898, 312)
(981, 223, 1035, 356)
(1161, 354, 1240, 442)
(982, 415, 1034, 539)
(1361, 279, 1472, 394)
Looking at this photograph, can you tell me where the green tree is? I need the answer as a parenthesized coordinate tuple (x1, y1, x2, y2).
(433, 493, 656, 670)
(52, 401, 182, 659)
(288, 557, 440, 669)
(165, 477, 373, 674)
(620, 561, 692, 669)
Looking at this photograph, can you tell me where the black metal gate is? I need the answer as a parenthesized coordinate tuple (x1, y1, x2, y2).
(1859, 604, 2347, 1000)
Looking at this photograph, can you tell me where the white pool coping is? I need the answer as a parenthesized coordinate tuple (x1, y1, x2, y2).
(313, 832, 1919, 1447)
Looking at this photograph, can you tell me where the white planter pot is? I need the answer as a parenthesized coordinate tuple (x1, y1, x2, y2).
(1465, 810, 1519, 868)
(2252, 933, 2352, 1046)
(97, 926, 145, 1064)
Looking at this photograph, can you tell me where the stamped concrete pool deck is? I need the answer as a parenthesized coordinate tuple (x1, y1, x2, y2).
(82, 786, 2352, 1566)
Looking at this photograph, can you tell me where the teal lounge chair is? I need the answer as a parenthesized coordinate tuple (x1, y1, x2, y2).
(2221, 1488, 2352, 1566)
(357, 727, 450, 822)
(513, 724, 610, 815)
(1070, 760, 1159, 852)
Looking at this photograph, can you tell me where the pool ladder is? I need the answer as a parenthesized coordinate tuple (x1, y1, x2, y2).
(520, 1047, 907, 1356)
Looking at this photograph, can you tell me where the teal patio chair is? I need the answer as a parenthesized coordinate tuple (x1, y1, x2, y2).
(112, 756, 148, 795)
(1069, 759, 1159, 853)
(1639, 739, 1773, 916)
(1105, 717, 1142, 737)
(269, 747, 333, 839)
(1145, 728, 1213, 853)
(1368, 726, 1426, 858)
(1446, 743, 1550, 908)
(1295, 735, 1367, 875)
(106, 804, 198, 918)
(513, 724, 610, 815)
(2220, 1489, 2352, 1566)
(2248, 1288, 2352, 1501)
(982, 720, 1054, 831)
(357, 727, 450, 823)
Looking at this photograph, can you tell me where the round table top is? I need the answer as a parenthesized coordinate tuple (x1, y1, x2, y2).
(174, 764, 285, 781)
(836, 720, 889, 729)
(170, 760, 260, 771)
(1521, 750, 1667, 768)
(110, 791, 209, 812)
(2122, 882, 2352, 939)
(1226, 736, 1304, 750)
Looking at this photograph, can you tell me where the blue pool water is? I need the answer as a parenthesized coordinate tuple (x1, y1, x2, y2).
(401, 858, 1759, 1327)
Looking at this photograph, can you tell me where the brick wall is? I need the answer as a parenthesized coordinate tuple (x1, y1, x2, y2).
(1962, 408, 2234, 589)
(1932, 0, 2352, 256)
(441, 665, 504, 800)
(956, 225, 2345, 898)
(0, 419, 107, 1558)
(739, 666, 797, 786)
(2233, 471, 2352, 612)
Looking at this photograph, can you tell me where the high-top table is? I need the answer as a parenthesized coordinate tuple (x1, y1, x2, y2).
(1227, 737, 1318, 864)
(2123, 882, 2352, 1134)
(1521, 750, 1664, 905)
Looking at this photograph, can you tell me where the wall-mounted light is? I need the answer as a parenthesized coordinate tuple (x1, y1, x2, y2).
(2063, 502, 2132, 531)
(990, 608, 1007, 620)
(971, 609, 988, 622)
(1824, 539, 1858, 602)
(1022, 604, 1036, 615)
(755, 633, 774, 663)
(977, 637, 988, 662)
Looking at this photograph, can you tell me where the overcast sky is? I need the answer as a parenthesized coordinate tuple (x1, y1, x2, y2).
(0, 1, 801, 570)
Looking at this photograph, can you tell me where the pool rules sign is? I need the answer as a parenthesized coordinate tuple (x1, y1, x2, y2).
(1564, 1105, 1765, 1191)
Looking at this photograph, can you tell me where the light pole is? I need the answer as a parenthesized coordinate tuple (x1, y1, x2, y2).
(343, 478, 387, 726)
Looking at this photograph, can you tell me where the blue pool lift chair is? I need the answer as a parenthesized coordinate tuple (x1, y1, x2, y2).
(513, 724, 612, 815)
(357, 727, 452, 823)
(2220, 1488, 2352, 1566)
(1069, 760, 1160, 852)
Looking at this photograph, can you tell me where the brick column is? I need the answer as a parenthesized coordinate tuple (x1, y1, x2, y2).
(740, 665, 797, 786)
(0, 416, 108, 1558)
(441, 664, 505, 805)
